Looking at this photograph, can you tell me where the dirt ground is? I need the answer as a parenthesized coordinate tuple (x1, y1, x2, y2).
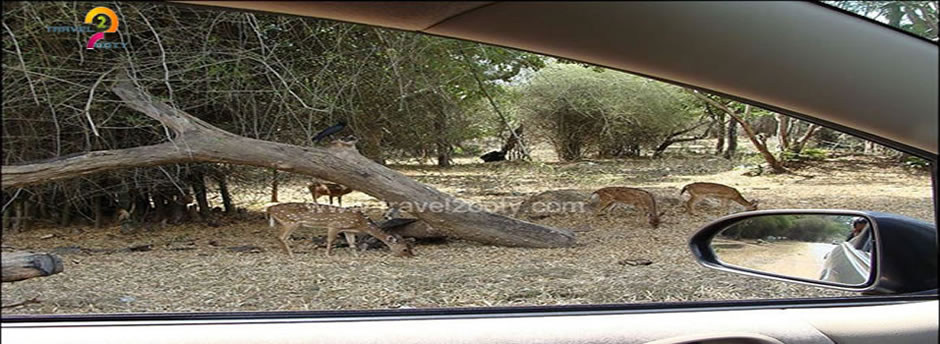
(1, 151, 934, 315)
(715, 240, 837, 281)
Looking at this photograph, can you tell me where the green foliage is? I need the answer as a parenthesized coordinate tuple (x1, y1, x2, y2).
(782, 148, 829, 162)
(514, 63, 700, 161)
(824, 1, 939, 40)
(719, 215, 851, 242)
(903, 156, 931, 170)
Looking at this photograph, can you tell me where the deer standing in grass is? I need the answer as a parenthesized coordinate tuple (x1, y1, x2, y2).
(590, 187, 665, 228)
(266, 203, 414, 258)
(308, 182, 353, 206)
(680, 182, 758, 215)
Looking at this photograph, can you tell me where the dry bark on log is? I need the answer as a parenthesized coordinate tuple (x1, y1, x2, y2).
(1, 81, 575, 248)
(2, 251, 64, 283)
(380, 218, 448, 239)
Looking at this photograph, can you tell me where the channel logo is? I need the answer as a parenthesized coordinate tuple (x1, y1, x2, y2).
(84, 7, 119, 49)
(45, 7, 126, 50)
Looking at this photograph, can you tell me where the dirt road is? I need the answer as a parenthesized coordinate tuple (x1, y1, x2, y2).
(714, 240, 837, 280)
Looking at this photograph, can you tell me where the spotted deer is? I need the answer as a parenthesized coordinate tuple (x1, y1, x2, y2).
(266, 203, 413, 258)
(680, 182, 759, 215)
(590, 187, 665, 228)
(308, 182, 353, 206)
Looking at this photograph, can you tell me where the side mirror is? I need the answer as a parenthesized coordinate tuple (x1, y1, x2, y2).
(689, 210, 937, 294)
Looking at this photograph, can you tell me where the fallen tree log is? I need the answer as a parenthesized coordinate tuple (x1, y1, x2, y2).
(1, 81, 575, 248)
(2, 251, 64, 283)
(380, 218, 448, 239)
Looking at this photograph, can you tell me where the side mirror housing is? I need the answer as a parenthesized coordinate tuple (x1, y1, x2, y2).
(688, 209, 937, 294)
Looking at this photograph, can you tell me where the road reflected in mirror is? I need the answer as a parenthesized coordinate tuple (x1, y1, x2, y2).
(710, 214, 874, 286)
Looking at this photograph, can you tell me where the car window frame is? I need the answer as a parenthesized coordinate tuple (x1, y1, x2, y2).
(2, 0, 937, 323)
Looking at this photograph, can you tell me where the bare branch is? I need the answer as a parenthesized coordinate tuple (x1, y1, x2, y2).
(3, 22, 40, 106)
(82, 67, 117, 138)
(135, 4, 175, 107)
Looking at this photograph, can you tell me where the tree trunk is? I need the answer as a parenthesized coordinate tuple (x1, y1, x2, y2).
(1, 81, 575, 248)
(724, 119, 738, 160)
(270, 168, 279, 203)
(705, 103, 734, 155)
(714, 113, 726, 155)
(22, 199, 33, 231)
(886, 2, 904, 28)
(791, 124, 819, 154)
(215, 173, 234, 214)
(93, 195, 103, 228)
(692, 92, 787, 173)
(2, 204, 10, 232)
(435, 109, 452, 167)
(133, 190, 151, 219)
(59, 200, 72, 227)
(2, 251, 64, 283)
(190, 170, 209, 215)
(13, 200, 24, 232)
(775, 113, 790, 152)
(35, 192, 49, 220)
(436, 147, 452, 167)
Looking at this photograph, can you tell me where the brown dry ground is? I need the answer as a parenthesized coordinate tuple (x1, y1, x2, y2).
(715, 240, 837, 281)
(1, 150, 934, 315)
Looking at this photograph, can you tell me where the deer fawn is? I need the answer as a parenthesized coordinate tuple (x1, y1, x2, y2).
(680, 182, 759, 215)
(308, 182, 353, 206)
(266, 203, 414, 258)
(590, 187, 665, 228)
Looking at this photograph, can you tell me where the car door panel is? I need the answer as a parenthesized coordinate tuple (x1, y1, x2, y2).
(4, 301, 936, 344)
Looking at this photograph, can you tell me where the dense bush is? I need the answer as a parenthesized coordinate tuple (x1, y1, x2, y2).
(514, 64, 700, 161)
(719, 215, 850, 242)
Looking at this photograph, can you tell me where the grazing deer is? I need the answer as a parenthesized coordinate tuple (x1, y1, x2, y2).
(308, 182, 353, 206)
(266, 202, 414, 258)
(590, 187, 665, 228)
(680, 182, 759, 215)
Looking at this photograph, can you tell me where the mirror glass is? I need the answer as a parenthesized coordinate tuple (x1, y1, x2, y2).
(710, 214, 875, 286)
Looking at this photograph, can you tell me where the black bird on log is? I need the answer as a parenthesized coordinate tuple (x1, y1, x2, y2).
(312, 121, 348, 143)
(480, 150, 507, 162)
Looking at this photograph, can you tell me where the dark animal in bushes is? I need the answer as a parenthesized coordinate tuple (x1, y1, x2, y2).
(312, 121, 348, 143)
(480, 150, 507, 162)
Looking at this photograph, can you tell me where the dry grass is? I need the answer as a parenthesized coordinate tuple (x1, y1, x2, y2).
(1, 152, 933, 314)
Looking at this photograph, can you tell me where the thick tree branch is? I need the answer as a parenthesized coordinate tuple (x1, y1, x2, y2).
(691, 91, 788, 173)
(791, 124, 820, 154)
(1, 82, 576, 248)
(652, 118, 713, 158)
(2, 142, 192, 188)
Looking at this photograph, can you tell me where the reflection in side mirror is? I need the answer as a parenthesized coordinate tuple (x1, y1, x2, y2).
(710, 214, 874, 287)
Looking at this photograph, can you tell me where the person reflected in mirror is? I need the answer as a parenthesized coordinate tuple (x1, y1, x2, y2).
(845, 217, 875, 254)
(846, 217, 868, 241)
